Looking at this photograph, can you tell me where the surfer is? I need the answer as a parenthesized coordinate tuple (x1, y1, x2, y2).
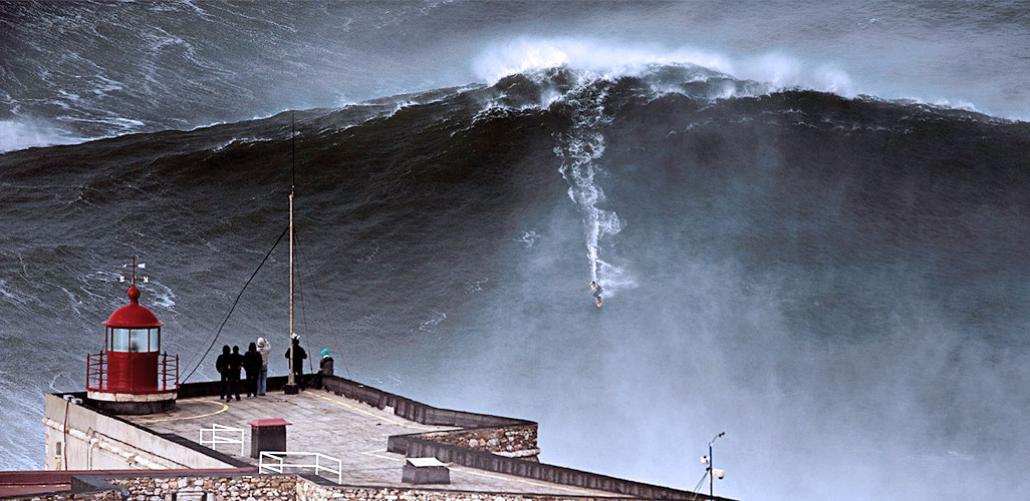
(590, 280, 603, 307)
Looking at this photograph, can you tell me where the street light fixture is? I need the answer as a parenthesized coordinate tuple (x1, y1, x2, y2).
(700, 432, 726, 500)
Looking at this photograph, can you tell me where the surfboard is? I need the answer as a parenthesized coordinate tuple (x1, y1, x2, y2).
(595, 297, 604, 308)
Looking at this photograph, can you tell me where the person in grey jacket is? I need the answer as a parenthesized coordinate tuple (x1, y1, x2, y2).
(256, 337, 270, 396)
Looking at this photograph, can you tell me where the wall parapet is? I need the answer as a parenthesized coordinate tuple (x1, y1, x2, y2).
(318, 375, 532, 427)
(319, 375, 541, 457)
(417, 423, 539, 457)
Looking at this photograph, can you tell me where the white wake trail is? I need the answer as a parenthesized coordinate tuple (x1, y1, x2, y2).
(552, 83, 635, 296)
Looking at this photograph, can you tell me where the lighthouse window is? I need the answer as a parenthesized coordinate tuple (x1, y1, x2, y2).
(130, 330, 147, 352)
(109, 328, 159, 352)
(149, 328, 160, 352)
(112, 329, 130, 351)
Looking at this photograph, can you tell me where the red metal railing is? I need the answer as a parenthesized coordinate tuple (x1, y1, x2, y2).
(86, 352, 106, 391)
(86, 352, 179, 392)
(161, 352, 180, 392)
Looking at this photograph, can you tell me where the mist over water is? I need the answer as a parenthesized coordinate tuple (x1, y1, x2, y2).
(2, 2, 1030, 501)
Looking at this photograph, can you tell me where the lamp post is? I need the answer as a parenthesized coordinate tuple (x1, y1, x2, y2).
(703, 432, 725, 500)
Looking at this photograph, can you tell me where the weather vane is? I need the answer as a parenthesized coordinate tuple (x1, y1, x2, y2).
(118, 256, 149, 286)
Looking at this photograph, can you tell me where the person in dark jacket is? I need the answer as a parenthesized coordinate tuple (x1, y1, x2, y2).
(215, 345, 231, 401)
(226, 345, 243, 401)
(285, 336, 307, 389)
(242, 342, 263, 397)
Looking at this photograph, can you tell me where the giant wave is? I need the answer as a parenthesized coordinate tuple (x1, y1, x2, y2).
(2, 65, 1030, 500)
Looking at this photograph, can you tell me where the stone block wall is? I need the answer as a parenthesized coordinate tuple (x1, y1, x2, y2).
(10, 492, 120, 501)
(108, 474, 296, 501)
(45, 475, 622, 501)
(295, 479, 613, 501)
(418, 424, 539, 458)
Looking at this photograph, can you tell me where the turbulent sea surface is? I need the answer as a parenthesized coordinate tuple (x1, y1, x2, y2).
(2, 2, 1030, 500)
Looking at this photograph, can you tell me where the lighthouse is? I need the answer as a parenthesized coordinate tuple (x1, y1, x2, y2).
(85, 258, 179, 414)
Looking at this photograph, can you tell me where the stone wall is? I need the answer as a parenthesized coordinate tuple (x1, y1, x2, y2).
(53, 475, 624, 501)
(418, 424, 540, 458)
(295, 478, 615, 501)
(10, 492, 120, 501)
(108, 474, 296, 501)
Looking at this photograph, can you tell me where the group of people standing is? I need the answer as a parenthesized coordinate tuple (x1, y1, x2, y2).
(216, 335, 335, 401)
(215, 337, 271, 401)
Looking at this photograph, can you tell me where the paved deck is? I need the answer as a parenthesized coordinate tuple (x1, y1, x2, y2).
(126, 390, 621, 497)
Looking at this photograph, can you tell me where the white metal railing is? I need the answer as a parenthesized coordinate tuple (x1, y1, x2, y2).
(199, 424, 246, 456)
(259, 451, 343, 484)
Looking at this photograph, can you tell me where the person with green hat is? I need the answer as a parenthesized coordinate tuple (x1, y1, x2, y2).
(319, 348, 334, 375)
(318, 347, 335, 386)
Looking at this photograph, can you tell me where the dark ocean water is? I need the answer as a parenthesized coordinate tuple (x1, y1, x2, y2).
(2, 2, 1030, 500)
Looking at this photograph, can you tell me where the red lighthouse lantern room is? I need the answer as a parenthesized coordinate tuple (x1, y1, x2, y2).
(86, 259, 179, 414)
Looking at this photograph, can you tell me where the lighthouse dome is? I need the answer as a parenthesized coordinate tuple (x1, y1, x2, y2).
(104, 285, 162, 328)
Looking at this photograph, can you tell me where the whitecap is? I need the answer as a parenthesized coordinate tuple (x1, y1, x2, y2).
(516, 230, 540, 248)
(417, 311, 447, 332)
(473, 37, 854, 97)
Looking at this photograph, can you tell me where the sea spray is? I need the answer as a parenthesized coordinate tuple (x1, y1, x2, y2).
(0, 119, 82, 154)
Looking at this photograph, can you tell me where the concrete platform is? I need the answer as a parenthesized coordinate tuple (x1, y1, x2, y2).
(126, 390, 622, 497)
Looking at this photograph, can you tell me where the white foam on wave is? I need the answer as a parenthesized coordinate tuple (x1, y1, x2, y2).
(140, 281, 177, 310)
(516, 230, 540, 249)
(473, 37, 856, 97)
(0, 279, 33, 306)
(418, 311, 447, 332)
(211, 136, 272, 151)
(58, 114, 145, 129)
(0, 119, 83, 153)
(552, 84, 637, 297)
(463, 278, 489, 295)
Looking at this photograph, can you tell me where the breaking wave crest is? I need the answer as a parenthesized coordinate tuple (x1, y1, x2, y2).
(474, 38, 856, 97)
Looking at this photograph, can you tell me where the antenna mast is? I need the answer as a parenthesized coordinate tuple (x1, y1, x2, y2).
(291, 112, 296, 188)
(285, 112, 299, 395)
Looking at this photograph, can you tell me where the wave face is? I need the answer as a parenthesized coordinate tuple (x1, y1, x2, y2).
(2, 0, 1029, 153)
(2, 65, 1030, 500)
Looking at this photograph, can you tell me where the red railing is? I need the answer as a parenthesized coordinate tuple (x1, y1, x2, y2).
(86, 351, 106, 391)
(161, 352, 180, 392)
(86, 352, 179, 392)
